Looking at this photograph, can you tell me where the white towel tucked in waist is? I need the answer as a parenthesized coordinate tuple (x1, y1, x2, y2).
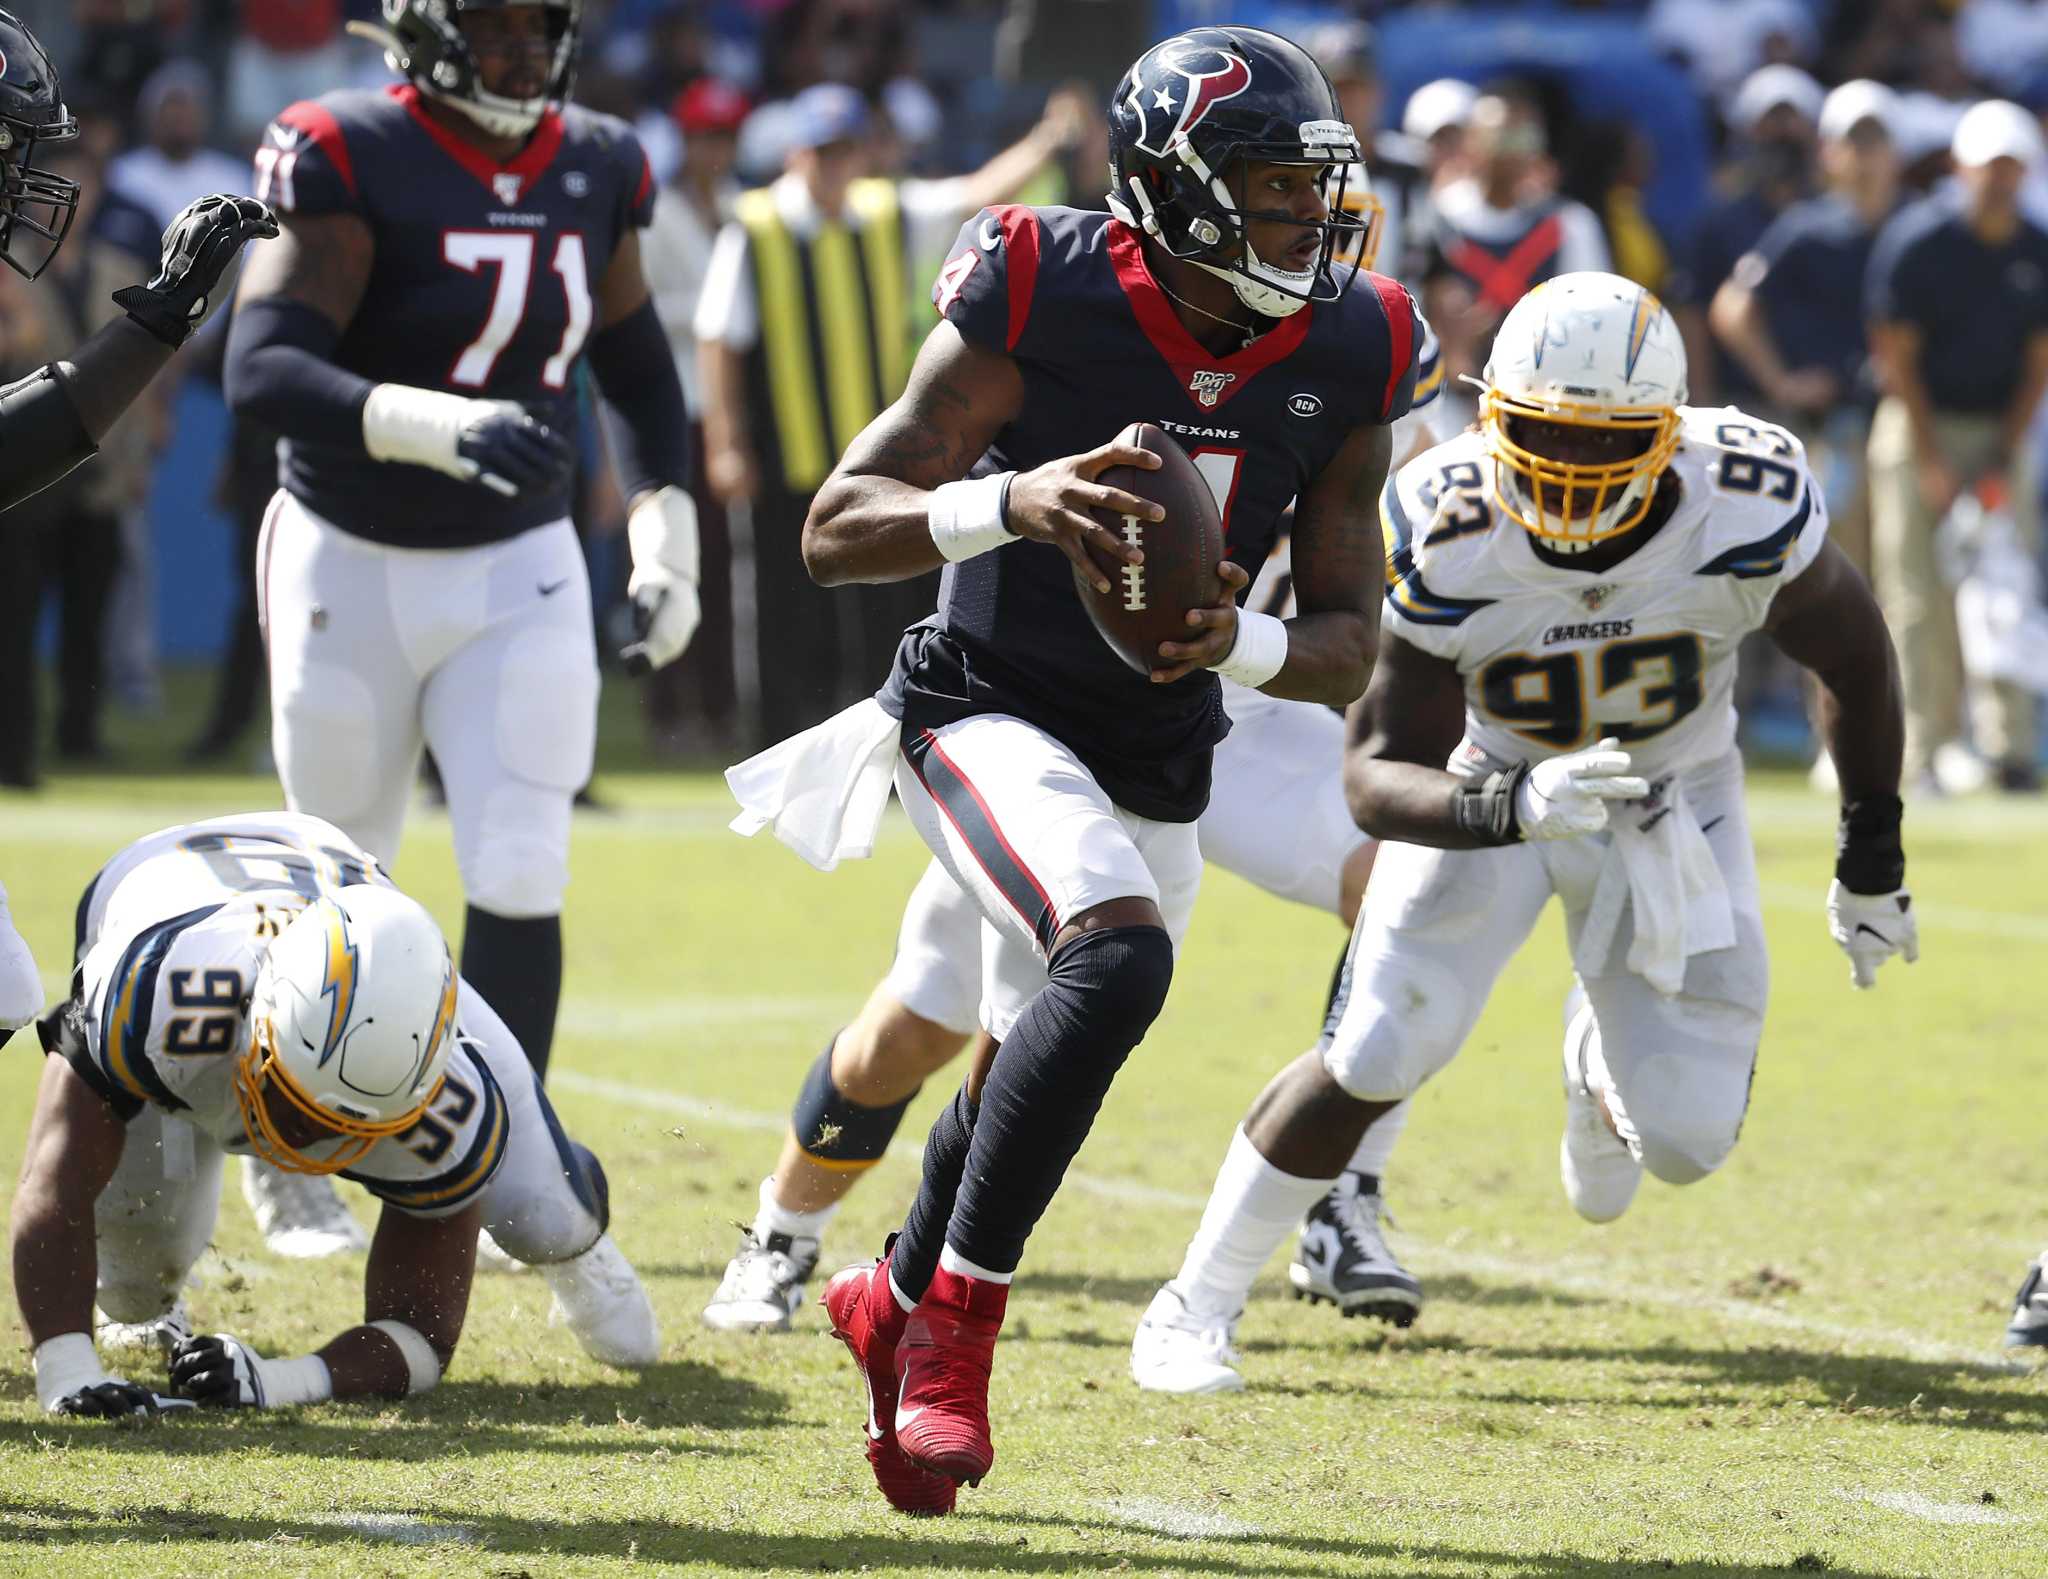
(725, 699, 901, 871)
(1574, 774, 1735, 998)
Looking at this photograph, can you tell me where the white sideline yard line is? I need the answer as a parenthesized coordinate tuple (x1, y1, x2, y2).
(550, 1069, 2022, 1371)
(1844, 1490, 2025, 1527)
(1101, 1497, 1261, 1539)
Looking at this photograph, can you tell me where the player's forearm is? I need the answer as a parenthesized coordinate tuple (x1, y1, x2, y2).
(224, 295, 373, 445)
(1812, 647, 1904, 803)
(56, 316, 176, 442)
(313, 1325, 429, 1400)
(589, 299, 691, 496)
(1345, 759, 1492, 849)
(803, 471, 955, 585)
(10, 1176, 99, 1348)
(1256, 610, 1373, 704)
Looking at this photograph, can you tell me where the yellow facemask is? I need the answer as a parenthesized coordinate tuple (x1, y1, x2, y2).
(1331, 185, 1386, 273)
(1480, 387, 1681, 545)
(232, 1015, 445, 1176)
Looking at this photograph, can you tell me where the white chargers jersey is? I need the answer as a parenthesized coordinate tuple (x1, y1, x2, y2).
(1381, 407, 1829, 781)
(62, 812, 509, 1218)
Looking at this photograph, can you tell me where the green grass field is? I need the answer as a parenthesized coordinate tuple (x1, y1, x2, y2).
(1, 711, 2046, 1577)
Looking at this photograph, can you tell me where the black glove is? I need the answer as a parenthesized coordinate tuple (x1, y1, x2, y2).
(456, 404, 577, 498)
(169, 1333, 262, 1407)
(112, 194, 280, 348)
(52, 1379, 196, 1418)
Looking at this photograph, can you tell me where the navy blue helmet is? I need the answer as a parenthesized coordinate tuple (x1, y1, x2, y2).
(1107, 26, 1364, 318)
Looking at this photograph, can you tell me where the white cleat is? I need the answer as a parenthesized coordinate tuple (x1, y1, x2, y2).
(97, 1300, 193, 1359)
(1560, 995, 1641, 1223)
(476, 1229, 531, 1274)
(1131, 1285, 1245, 1395)
(702, 1229, 820, 1333)
(242, 1158, 369, 1258)
(545, 1234, 661, 1367)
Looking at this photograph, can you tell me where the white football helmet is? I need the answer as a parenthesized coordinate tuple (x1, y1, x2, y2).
(235, 886, 457, 1175)
(1479, 271, 1687, 549)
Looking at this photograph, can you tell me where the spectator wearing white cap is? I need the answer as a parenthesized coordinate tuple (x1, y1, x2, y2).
(1305, 23, 1436, 283)
(1403, 77, 1477, 206)
(1712, 80, 1903, 574)
(1666, 63, 1822, 407)
(1867, 100, 2048, 793)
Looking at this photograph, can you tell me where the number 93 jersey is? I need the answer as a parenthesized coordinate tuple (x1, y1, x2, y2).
(252, 85, 655, 548)
(63, 812, 509, 1218)
(1381, 408, 1829, 781)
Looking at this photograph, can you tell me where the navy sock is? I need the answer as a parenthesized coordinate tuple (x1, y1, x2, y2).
(461, 906, 562, 1080)
(937, 925, 1173, 1282)
(890, 1081, 978, 1300)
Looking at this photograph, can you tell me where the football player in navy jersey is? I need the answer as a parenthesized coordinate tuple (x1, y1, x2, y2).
(750, 26, 1426, 1513)
(223, 0, 697, 1256)
(0, 7, 275, 1049)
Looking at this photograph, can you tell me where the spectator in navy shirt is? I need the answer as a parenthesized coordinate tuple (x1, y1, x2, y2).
(1713, 78, 1902, 573)
(1868, 100, 2048, 794)
(1668, 63, 1821, 406)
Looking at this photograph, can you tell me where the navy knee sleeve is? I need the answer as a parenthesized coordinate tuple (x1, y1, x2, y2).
(790, 1037, 918, 1168)
(938, 924, 1173, 1281)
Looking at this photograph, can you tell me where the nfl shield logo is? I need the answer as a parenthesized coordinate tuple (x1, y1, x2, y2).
(1580, 583, 1617, 611)
(493, 172, 523, 206)
(1188, 369, 1236, 408)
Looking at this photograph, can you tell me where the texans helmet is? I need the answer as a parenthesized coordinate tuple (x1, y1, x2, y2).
(0, 9, 77, 281)
(351, 0, 580, 140)
(1107, 26, 1364, 318)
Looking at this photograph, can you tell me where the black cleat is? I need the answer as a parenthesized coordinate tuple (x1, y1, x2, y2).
(1289, 1171, 1423, 1328)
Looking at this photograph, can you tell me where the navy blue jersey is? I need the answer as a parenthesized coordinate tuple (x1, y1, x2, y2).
(252, 85, 655, 547)
(880, 205, 1422, 823)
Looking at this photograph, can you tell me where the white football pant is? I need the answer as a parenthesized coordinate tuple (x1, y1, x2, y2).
(260, 491, 598, 917)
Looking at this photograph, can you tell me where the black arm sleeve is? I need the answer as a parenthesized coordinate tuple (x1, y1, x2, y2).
(0, 363, 99, 514)
(223, 295, 375, 450)
(586, 298, 691, 499)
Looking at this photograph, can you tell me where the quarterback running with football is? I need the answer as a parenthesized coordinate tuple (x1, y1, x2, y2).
(1133, 272, 1916, 1392)
(0, 8, 275, 1048)
(706, 311, 1448, 1340)
(11, 813, 658, 1418)
(730, 26, 1426, 1513)
(222, 0, 698, 1256)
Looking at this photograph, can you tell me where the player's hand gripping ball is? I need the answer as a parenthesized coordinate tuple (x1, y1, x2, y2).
(1065, 422, 1228, 677)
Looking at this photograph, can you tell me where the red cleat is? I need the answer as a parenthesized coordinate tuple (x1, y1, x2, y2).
(821, 1256, 957, 1516)
(894, 1264, 1008, 1487)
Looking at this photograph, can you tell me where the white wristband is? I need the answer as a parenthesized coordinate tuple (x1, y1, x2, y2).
(928, 472, 1016, 563)
(33, 1332, 106, 1412)
(362, 383, 480, 479)
(252, 1352, 333, 1408)
(368, 1319, 442, 1396)
(1213, 608, 1289, 688)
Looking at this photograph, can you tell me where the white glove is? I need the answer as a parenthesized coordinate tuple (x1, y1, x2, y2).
(361, 385, 575, 497)
(1515, 737, 1650, 841)
(1826, 879, 1919, 990)
(0, 881, 42, 1033)
(621, 485, 702, 675)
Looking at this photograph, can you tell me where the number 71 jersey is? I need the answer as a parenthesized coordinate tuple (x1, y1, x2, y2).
(1381, 408, 1830, 780)
(252, 85, 655, 549)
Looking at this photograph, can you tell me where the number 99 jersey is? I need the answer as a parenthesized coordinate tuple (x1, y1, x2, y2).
(59, 813, 510, 1218)
(252, 85, 655, 548)
(1381, 408, 1829, 781)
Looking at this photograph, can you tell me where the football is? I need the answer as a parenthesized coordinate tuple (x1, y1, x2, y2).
(1072, 421, 1226, 675)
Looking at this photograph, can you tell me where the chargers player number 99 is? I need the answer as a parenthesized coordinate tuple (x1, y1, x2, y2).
(443, 231, 593, 390)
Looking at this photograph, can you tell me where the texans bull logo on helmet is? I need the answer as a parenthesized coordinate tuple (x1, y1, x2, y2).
(1121, 41, 1253, 158)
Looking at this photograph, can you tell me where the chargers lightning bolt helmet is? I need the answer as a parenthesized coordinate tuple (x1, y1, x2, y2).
(236, 886, 459, 1175)
(350, 0, 580, 141)
(0, 9, 78, 281)
(1106, 26, 1364, 318)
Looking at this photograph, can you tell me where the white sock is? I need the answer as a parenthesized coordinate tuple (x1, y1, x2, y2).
(1173, 1126, 1335, 1317)
(753, 1177, 836, 1242)
(938, 1243, 1012, 1284)
(1343, 1097, 1413, 1182)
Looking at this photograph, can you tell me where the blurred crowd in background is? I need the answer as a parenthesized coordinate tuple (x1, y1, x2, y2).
(8, 0, 2048, 801)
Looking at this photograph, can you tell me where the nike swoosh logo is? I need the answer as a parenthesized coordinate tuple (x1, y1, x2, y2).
(979, 220, 1001, 251)
(1700, 815, 1725, 834)
(1637, 807, 1672, 833)
(538, 578, 570, 597)
(1852, 923, 1892, 942)
(896, 1403, 928, 1429)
